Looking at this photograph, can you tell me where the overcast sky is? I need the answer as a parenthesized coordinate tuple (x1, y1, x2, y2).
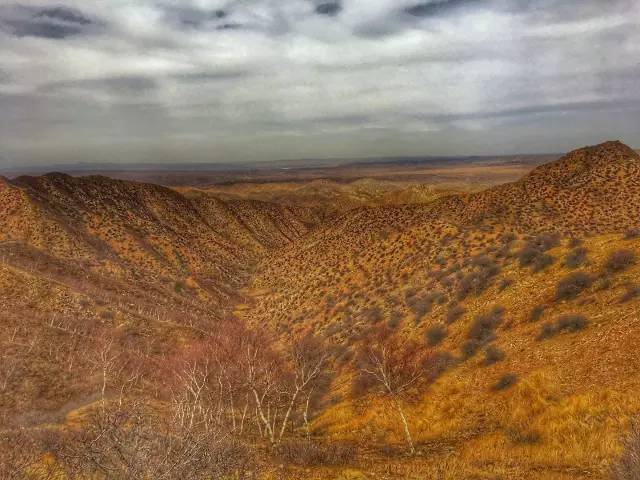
(1, 0, 639, 166)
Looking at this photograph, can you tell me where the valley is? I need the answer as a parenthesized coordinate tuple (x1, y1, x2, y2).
(1, 141, 640, 479)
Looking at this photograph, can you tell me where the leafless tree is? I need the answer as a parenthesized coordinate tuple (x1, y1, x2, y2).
(50, 400, 250, 480)
(278, 332, 331, 441)
(354, 327, 433, 454)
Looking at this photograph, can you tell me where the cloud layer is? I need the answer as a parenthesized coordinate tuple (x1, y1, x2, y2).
(1, 0, 639, 166)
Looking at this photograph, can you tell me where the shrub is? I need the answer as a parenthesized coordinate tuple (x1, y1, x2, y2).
(407, 293, 440, 320)
(532, 232, 561, 251)
(529, 305, 545, 322)
(506, 428, 541, 445)
(538, 314, 588, 340)
(556, 314, 589, 332)
(605, 250, 637, 273)
(461, 339, 483, 359)
(555, 272, 593, 301)
(363, 306, 384, 324)
(624, 228, 640, 239)
(484, 345, 505, 365)
(446, 304, 465, 324)
(493, 373, 518, 391)
(567, 237, 583, 248)
(277, 440, 357, 466)
(456, 256, 501, 300)
(425, 324, 447, 346)
(620, 284, 640, 303)
(498, 278, 513, 291)
(518, 246, 554, 272)
(468, 306, 504, 343)
(537, 322, 556, 340)
(611, 420, 640, 480)
(564, 247, 588, 269)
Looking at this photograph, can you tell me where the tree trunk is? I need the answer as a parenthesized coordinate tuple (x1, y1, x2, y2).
(393, 397, 415, 455)
(278, 388, 300, 441)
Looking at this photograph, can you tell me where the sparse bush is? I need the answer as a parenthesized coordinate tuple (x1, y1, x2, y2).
(456, 256, 501, 299)
(605, 250, 637, 273)
(498, 278, 513, 291)
(468, 306, 504, 343)
(446, 304, 465, 324)
(564, 247, 588, 269)
(363, 306, 384, 324)
(461, 339, 483, 359)
(556, 314, 589, 332)
(388, 310, 403, 329)
(493, 373, 518, 391)
(624, 228, 640, 239)
(529, 305, 545, 322)
(538, 314, 588, 340)
(620, 284, 640, 303)
(567, 237, 583, 248)
(425, 324, 447, 346)
(506, 428, 541, 445)
(531, 232, 561, 251)
(611, 419, 640, 480)
(555, 271, 593, 301)
(537, 322, 556, 340)
(277, 440, 357, 466)
(518, 246, 554, 272)
(484, 345, 505, 365)
(407, 293, 441, 321)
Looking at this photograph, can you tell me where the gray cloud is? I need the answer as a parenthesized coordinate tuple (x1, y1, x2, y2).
(0, 4, 102, 39)
(0, 0, 639, 167)
(315, 2, 342, 16)
(404, 0, 480, 18)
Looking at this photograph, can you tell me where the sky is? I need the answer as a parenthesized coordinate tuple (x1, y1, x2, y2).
(1, 0, 639, 167)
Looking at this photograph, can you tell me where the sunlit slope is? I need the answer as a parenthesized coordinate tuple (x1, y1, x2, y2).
(245, 141, 640, 478)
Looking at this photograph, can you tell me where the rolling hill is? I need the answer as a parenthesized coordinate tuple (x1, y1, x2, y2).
(1, 141, 639, 479)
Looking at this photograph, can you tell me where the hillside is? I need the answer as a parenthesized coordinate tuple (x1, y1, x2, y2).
(1, 141, 640, 479)
(242, 141, 640, 478)
(0, 173, 318, 428)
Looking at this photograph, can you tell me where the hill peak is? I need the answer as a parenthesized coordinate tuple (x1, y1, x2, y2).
(523, 140, 638, 189)
(567, 140, 638, 159)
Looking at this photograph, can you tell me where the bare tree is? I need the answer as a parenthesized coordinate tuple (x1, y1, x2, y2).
(354, 327, 432, 454)
(50, 400, 250, 480)
(278, 332, 330, 441)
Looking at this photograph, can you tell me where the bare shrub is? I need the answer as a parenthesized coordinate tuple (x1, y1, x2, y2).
(620, 284, 640, 303)
(446, 304, 466, 324)
(468, 307, 504, 344)
(51, 403, 251, 480)
(605, 250, 637, 273)
(624, 228, 640, 240)
(462, 306, 504, 359)
(456, 256, 501, 300)
(498, 278, 513, 291)
(529, 305, 545, 322)
(0, 430, 54, 480)
(484, 345, 505, 365)
(518, 247, 554, 272)
(611, 419, 640, 480)
(564, 247, 588, 269)
(555, 272, 593, 301)
(538, 314, 588, 340)
(567, 237, 583, 248)
(277, 439, 357, 466)
(492, 373, 518, 391)
(425, 324, 447, 346)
